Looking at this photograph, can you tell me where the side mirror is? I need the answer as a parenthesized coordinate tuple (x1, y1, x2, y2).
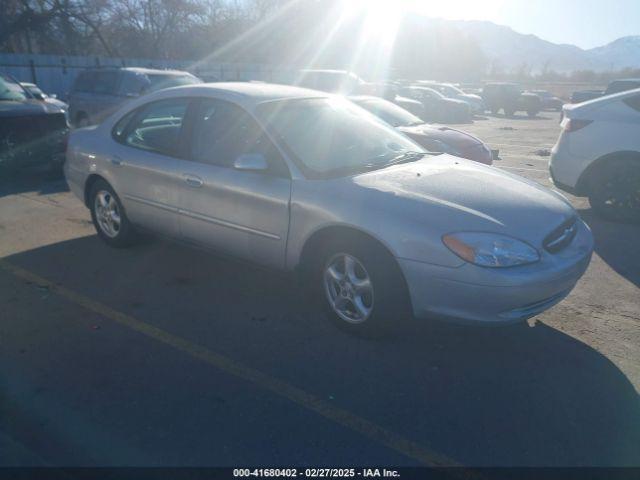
(234, 153, 268, 172)
(34, 93, 45, 100)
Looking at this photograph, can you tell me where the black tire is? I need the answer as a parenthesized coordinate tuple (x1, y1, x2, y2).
(504, 108, 516, 117)
(314, 235, 410, 336)
(588, 158, 640, 224)
(527, 110, 539, 117)
(89, 179, 137, 247)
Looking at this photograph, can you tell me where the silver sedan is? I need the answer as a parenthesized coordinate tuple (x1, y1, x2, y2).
(64, 83, 593, 334)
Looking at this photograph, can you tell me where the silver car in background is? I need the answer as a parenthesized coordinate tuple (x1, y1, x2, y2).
(64, 83, 593, 334)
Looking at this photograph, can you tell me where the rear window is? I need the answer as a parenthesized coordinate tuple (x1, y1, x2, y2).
(145, 74, 200, 93)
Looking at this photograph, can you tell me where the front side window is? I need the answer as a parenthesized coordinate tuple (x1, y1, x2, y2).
(190, 99, 285, 175)
(121, 99, 189, 157)
(257, 97, 423, 178)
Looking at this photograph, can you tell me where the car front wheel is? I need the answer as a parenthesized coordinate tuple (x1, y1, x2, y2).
(588, 158, 640, 223)
(89, 180, 137, 247)
(318, 238, 409, 335)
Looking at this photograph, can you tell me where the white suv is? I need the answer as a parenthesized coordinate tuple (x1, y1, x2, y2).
(550, 88, 640, 223)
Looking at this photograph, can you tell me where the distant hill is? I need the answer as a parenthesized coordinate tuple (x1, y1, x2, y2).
(446, 19, 640, 73)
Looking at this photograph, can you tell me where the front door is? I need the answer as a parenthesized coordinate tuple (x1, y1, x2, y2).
(177, 98, 291, 269)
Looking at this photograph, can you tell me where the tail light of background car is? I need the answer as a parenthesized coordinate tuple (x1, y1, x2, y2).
(562, 118, 593, 132)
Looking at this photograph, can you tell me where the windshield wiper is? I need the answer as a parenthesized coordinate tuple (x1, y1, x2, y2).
(384, 151, 427, 166)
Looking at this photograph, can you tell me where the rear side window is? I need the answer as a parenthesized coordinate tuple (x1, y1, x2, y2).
(623, 94, 640, 113)
(93, 71, 119, 95)
(120, 99, 190, 157)
(73, 72, 95, 93)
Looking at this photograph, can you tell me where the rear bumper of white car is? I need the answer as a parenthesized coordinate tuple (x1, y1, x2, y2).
(398, 219, 593, 324)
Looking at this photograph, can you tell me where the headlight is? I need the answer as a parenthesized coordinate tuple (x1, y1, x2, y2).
(443, 232, 540, 267)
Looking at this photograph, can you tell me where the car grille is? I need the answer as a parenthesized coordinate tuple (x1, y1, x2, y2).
(543, 216, 578, 253)
(0, 113, 67, 162)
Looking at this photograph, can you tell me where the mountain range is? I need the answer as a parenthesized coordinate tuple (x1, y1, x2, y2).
(444, 19, 640, 73)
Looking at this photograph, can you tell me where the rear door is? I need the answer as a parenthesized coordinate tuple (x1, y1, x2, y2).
(177, 98, 291, 269)
(109, 97, 192, 237)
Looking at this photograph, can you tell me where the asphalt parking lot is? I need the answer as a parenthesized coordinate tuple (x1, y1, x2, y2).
(1, 112, 639, 468)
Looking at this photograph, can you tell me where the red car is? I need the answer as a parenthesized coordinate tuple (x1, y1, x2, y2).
(350, 95, 493, 165)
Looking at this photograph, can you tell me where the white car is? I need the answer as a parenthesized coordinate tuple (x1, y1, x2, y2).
(550, 88, 640, 223)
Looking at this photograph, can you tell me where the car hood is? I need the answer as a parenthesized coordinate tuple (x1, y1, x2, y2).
(0, 99, 65, 117)
(398, 124, 482, 150)
(347, 155, 575, 245)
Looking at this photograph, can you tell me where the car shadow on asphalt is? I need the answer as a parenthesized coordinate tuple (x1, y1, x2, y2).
(0, 169, 69, 199)
(579, 208, 640, 287)
(3, 235, 640, 466)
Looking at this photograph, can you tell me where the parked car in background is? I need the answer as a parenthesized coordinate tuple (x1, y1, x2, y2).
(550, 88, 640, 223)
(419, 82, 485, 114)
(292, 69, 365, 95)
(604, 78, 640, 96)
(482, 83, 542, 117)
(363, 82, 426, 118)
(65, 83, 593, 334)
(400, 86, 472, 123)
(68, 67, 201, 127)
(20, 82, 69, 112)
(0, 73, 68, 173)
(570, 90, 603, 104)
(349, 96, 492, 164)
(528, 89, 564, 111)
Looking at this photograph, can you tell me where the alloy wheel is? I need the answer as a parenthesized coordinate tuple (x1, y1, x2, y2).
(323, 253, 374, 324)
(94, 190, 121, 238)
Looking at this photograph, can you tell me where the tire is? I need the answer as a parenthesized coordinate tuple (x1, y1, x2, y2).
(527, 110, 539, 117)
(315, 235, 410, 336)
(587, 158, 640, 224)
(504, 108, 516, 117)
(89, 179, 137, 247)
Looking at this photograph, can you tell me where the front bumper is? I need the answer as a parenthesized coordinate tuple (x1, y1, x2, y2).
(398, 219, 593, 324)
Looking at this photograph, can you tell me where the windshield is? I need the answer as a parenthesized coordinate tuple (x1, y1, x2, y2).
(0, 74, 28, 101)
(442, 85, 464, 96)
(257, 97, 424, 178)
(26, 85, 45, 97)
(146, 74, 201, 92)
(354, 98, 423, 127)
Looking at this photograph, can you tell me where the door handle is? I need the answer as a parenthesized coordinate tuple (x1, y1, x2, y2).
(183, 174, 204, 188)
(110, 155, 124, 167)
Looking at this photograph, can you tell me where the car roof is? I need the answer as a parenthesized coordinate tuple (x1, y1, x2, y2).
(117, 82, 328, 113)
(19, 82, 36, 87)
(80, 67, 193, 76)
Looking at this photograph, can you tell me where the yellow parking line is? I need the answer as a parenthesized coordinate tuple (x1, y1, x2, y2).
(0, 259, 477, 473)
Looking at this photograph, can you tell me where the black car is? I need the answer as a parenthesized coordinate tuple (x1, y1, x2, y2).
(604, 79, 640, 96)
(481, 83, 542, 117)
(570, 89, 604, 104)
(0, 73, 68, 174)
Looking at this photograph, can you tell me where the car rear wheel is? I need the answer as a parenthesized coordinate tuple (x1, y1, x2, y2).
(89, 180, 137, 247)
(588, 158, 640, 223)
(527, 110, 539, 117)
(317, 237, 409, 336)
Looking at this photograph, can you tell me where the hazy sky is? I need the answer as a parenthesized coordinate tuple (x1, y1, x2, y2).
(406, 0, 640, 49)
